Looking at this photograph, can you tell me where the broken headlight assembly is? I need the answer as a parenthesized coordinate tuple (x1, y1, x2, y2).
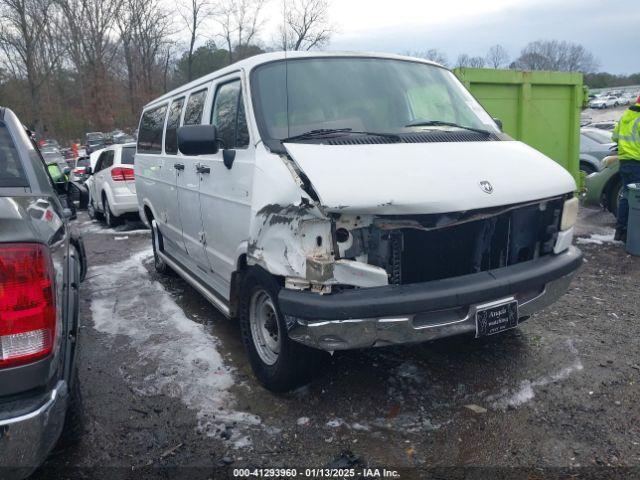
(560, 197, 579, 231)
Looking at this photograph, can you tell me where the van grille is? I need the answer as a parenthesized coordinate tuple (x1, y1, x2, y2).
(324, 131, 501, 146)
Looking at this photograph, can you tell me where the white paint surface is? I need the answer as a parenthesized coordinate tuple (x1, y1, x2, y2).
(285, 141, 576, 214)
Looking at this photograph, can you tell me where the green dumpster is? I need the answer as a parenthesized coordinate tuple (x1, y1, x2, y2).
(626, 183, 640, 256)
(454, 68, 584, 184)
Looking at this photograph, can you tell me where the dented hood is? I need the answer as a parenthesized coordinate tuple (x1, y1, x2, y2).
(284, 141, 576, 214)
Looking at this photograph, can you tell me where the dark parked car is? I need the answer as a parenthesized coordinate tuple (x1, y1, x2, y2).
(85, 132, 105, 154)
(0, 106, 86, 478)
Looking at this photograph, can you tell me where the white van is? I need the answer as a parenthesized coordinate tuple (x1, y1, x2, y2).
(135, 52, 582, 391)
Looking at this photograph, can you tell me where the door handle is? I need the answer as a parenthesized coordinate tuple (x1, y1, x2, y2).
(195, 163, 211, 174)
(174, 162, 185, 171)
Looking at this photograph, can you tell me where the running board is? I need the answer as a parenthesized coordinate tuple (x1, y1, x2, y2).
(158, 250, 231, 318)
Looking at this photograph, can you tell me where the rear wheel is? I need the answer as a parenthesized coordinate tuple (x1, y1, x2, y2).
(239, 268, 326, 392)
(102, 196, 120, 228)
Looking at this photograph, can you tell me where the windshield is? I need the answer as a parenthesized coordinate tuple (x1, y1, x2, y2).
(251, 57, 499, 150)
(0, 123, 29, 187)
(42, 151, 65, 163)
(582, 129, 612, 144)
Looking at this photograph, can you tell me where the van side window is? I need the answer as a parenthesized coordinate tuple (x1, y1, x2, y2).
(138, 105, 168, 154)
(165, 97, 185, 155)
(211, 80, 250, 149)
(183, 89, 207, 126)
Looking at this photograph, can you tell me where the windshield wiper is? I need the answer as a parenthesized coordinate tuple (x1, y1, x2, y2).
(282, 128, 401, 143)
(405, 120, 492, 136)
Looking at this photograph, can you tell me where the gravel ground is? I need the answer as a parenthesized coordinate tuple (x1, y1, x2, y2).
(31, 206, 640, 479)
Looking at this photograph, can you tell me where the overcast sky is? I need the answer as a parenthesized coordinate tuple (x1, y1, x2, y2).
(252, 0, 639, 74)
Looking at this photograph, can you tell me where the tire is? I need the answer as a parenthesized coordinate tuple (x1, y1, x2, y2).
(580, 163, 596, 176)
(87, 199, 97, 220)
(151, 220, 174, 275)
(238, 267, 327, 392)
(56, 369, 85, 448)
(102, 196, 120, 228)
(607, 180, 622, 217)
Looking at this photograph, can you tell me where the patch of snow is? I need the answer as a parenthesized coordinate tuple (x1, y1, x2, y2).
(351, 422, 370, 431)
(326, 418, 347, 428)
(487, 339, 584, 411)
(296, 417, 311, 426)
(114, 236, 129, 241)
(232, 436, 253, 449)
(89, 248, 260, 446)
(577, 231, 622, 246)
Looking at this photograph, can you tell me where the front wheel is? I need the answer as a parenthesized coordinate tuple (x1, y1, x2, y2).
(87, 198, 100, 220)
(580, 163, 596, 176)
(151, 220, 174, 275)
(607, 180, 622, 217)
(239, 268, 327, 392)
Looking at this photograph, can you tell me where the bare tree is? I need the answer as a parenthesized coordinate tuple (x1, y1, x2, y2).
(514, 40, 599, 73)
(456, 54, 485, 69)
(486, 44, 509, 69)
(279, 0, 332, 51)
(114, 0, 173, 118)
(0, 0, 62, 134)
(407, 49, 448, 67)
(56, 0, 123, 130)
(179, 0, 214, 81)
(216, 0, 268, 63)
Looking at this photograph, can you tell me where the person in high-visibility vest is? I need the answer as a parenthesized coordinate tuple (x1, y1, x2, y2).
(613, 95, 640, 242)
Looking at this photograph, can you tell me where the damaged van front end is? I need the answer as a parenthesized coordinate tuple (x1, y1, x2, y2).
(244, 53, 582, 355)
(246, 141, 582, 352)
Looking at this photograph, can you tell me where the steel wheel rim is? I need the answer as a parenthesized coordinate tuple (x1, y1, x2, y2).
(104, 200, 111, 224)
(249, 289, 280, 366)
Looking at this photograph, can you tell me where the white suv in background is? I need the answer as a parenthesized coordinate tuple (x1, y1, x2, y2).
(86, 143, 138, 226)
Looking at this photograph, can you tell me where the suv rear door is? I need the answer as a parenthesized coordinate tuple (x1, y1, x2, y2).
(91, 148, 114, 210)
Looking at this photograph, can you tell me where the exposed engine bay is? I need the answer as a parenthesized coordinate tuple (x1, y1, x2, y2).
(336, 196, 565, 285)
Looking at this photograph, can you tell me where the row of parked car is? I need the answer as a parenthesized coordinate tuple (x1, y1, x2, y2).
(85, 130, 136, 154)
(588, 89, 639, 109)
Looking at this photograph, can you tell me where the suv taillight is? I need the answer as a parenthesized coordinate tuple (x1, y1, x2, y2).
(0, 243, 56, 368)
(111, 167, 134, 182)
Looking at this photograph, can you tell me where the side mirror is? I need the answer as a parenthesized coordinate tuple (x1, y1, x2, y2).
(85, 166, 93, 175)
(63, 166, 72, 176)
(177, 125, 219, 156)
(493, 118, 503, 131)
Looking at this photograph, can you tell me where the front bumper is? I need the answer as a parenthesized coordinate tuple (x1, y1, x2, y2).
(0, 381, 68, 477)
(281, 247, 583, 350)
